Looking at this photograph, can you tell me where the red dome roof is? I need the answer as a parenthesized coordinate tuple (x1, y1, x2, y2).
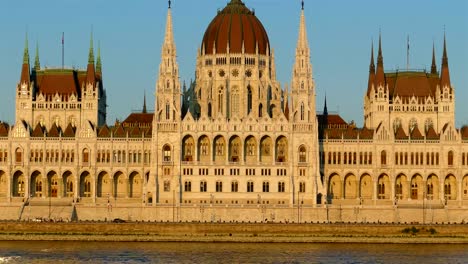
(202, 0, 270, 55)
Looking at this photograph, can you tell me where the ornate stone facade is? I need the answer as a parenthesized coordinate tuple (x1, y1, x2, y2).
(0, 0, 466, 222)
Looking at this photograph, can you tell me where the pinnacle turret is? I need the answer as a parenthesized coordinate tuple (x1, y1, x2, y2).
(34, 42, 40, 70)
(88, 33, 95, 65)
(23, 34, 29, 65)
(375, 33, 385, 87)
(96, 41, 102, 73)
(440, 33, 451, 88)
(431, 42, 437, 74)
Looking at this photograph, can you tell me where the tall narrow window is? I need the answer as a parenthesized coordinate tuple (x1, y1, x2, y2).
(184, 181, 192, 192)
(82, 149, 89, 163)
(200, 181, 207, 192)
(448, 151, 454, 166)
(247, 86, 252, 115)
(218, 88, 223, 114)
(259, 104, 263, 118)
(299, 146, 306, 162)
(231, 181, 238, 192)
(216, 181, 223, 192)
(247, 181, 254, 192)
(381, 150, 387, 165)
(165, 102, 170, 120)
(263, 181, 269, 192)
(163, 145, 171, 162)
(299, 182, 306, 193)
(300, 103, 305, 121)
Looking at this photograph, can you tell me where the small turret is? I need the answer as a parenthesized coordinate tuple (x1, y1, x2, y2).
(430, 42, 437, 74)
(366, 42, 375, 97)
(86, 33, 95, 85)
(34, 42, 40, 71)
(20, 34, 30, 85)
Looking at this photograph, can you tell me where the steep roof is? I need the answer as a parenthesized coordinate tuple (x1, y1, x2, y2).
(395, 127, 408, 140)
(62, 123, 76, 137)
(426, 126, 439, 140)
(461, 126, 468, 140)
(98, 125, 111, 138)
(0, 122, 9, 137)
(34, 69, 84, 96)
(47, 123, 61, 137)
(113, 124, 126, 138)
(122, 113, 154, 128)
(359, 127, 374, 139)
(385, 71, 439, 99)
(410, 126, 424, 140)
(31, 123, 45, 137)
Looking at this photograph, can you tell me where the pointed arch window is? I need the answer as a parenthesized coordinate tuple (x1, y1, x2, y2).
(231, 87, 239, 117)
(299, 146, 306, 162)
(381, 150, 387, 165)
(448, 151, 454, 166)
(163, 145, 171, 162)
(82, 149, 89, 163)
(300, 103, 305, 121)
(165, 102, 170, 120)
(247, 86, 252, 115)
(218, 87, 224, 114)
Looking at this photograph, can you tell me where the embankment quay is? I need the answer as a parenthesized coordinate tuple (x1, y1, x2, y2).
(0, 222, 467, 243)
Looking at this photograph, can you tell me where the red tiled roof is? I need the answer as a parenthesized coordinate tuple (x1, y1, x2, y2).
(461, 126, 468, 140)
(47, 123, 60, 137)
(31, 123, 45, 137)
(426, 126, 439, 140)
(113, 124, 126, 138)
(34, 69, 82, 96)
(359, 127, 374, 139)
(98, 125, 111, 138)
(395, 127, 408, 140)
(122, 113, 154, 127)
(385, 71, 439, 99)
(410, 126, 424, 140)
(129, 126, 142, 138)
(344, 128, 358, 139)
(0, 122, 9, 137)
(202, 0, 270, 55)
(326, 128, 342, 139)
(63, 123, 76, 137)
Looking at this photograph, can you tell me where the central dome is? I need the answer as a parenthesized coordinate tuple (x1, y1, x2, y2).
(201, 0, 270, 55)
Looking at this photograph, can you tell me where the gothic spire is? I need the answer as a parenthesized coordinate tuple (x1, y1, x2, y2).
(164, 3, 175, 50)
(323, 95, 328, 116)
(375, 32, 385, 87)
(367, 41, 375, 96)
(34, 41, 40, 70)
(88, 33, 94, 65)
(431, 42, 437, 74)
(440, 33, 451, 88)
(143, 91, 147, 114)
(296, 2, 309, 50)
(96, 41, 102, 73)
(23, 34, 29, 65)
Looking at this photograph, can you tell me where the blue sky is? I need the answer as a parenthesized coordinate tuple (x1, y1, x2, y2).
(0, 0, 467, 127)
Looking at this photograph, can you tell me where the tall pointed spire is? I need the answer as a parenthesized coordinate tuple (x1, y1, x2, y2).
(88, 32, 95, 65)
(143, 91, 147, 114)
(86, 32, 96, 84)
(431, 42, 437, 74)
(323, 95, 328, 116)
(23, 34, 29, 65)
(164, 2, 175, 50)
(297, 1, 309, 50)
(440, 33, 451, 88)
(375, 32, 385, 87)
(96, 41, 102, 73)
(366, 41, 375, 96)
(20, 34, 30, 85)
(34, 42, 40, 70)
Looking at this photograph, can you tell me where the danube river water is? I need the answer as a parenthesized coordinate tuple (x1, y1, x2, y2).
(0, 241, 466, 263)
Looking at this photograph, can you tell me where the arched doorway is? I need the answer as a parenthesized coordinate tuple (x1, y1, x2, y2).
(259, 136, 272, 163)
(62, 171, 74, 198)
(97, 171, 111, 198)
(344, 174, 357, 199)
(213, 135, 226, 163)
(410, 174, 423, 200)
(426, 174, 439, 200)
(444, 175, 457, 201)
(129, 171, 142, 198)
(377, 174, 390, 199)
(48, 171, 59, 198)
(328, 174, 342, 202)
(395, 174, 408, 200)
(80, 171, 92, 198)
(229, 136, 241, 162)
(114, 172, 126, 198)
(31, 171, 43, 197)
(13, 171, 25, 197)
(244, 135, 257, 163)
(360, 174, 373, 200)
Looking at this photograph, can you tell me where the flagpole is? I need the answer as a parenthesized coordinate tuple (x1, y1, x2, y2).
(406, 35, 409, 70)
(62, 32, 64, 69)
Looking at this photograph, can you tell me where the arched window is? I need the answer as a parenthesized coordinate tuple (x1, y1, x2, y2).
(208, 103, 212, 118)
(184, 181, 192, 192)
(15, 148, 23, 163)
(299, 146, 306, 162)
(448, 151, 454, 166)
(231, 87, 239, 117)
(165, 102, 170, 120)
(200, 181, 207, 192)
(82, 149, 89, 163)
(231, 181, 238, 192)
(259, 104, 263, 118)
(278, 181, 285, 192)
(300, 103, 305, 121)
(163, 145, 171, 162)
(247, 181, 254, 192)
(218, 87, 223, 114)
(299, 182, 305, 193)
(247, 86, 252, 115)
(381, 150, 387, 165)
(263, 181, 270, 192)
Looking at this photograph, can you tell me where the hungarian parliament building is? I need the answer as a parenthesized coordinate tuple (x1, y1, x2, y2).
(0, 0, 467, 222)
